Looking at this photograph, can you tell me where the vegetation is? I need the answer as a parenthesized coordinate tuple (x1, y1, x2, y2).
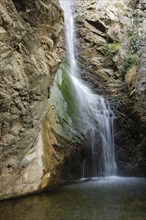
(130, 32, 141, 53)
(119, 8, 141, 80)
(104, 42, 120, 71)
(120, 53, 139, 79)
(106, 42, 121, 56)
(57, 64, 80, 121)
(75, 13, 83, 22)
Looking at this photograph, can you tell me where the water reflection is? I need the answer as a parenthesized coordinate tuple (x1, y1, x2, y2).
(0, 177, 146, 220)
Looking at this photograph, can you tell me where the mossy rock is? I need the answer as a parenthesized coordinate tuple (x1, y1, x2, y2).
(57, 64, 80, 121)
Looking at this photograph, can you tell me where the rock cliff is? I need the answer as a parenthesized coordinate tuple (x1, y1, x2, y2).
(0, 0, 64, 199)
(75, 0, 146, 176)
(0, 0, 146, 200)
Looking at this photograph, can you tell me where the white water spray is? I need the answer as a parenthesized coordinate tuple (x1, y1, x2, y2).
(60, 0, 117, 177)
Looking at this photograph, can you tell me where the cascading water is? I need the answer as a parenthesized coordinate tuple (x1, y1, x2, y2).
(59, 0, 117, 177)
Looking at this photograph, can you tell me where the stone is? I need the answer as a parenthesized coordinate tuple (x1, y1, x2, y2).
(75, 0, 146, 176)
(0, 0, 64, 200)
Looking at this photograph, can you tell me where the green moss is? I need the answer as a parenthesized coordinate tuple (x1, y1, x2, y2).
(50, 63, 90, 139)
(57, 64, 80, 122)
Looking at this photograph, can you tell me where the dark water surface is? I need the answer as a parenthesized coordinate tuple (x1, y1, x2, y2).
(0, 177, 146, 220)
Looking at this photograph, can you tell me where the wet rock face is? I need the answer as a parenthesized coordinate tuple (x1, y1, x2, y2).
(75, 0, 146, 176)
(0, 0, 63, 199)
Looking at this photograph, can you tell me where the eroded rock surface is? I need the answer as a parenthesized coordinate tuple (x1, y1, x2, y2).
(0, 0, 63, 199)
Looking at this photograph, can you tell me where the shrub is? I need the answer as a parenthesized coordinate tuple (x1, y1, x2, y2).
(106, 42, 121, 56)
(120, 53, 139, 79)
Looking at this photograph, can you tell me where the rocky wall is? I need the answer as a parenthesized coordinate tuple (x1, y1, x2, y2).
(0, 0, 64, 200)
(75, 0, 146, 176)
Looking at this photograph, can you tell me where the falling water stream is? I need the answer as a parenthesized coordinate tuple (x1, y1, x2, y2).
(0, 2, 146, 220)
(59, 0, 117, 177)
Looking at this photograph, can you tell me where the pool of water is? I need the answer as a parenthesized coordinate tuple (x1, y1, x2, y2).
(0, 177, 146, 220)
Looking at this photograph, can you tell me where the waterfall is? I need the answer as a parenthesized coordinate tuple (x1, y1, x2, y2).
(59, 0, 117, 177)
